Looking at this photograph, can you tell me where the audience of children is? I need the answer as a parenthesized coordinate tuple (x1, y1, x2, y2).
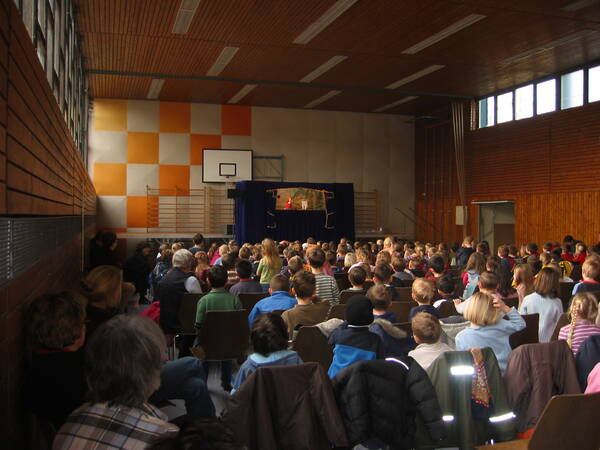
(408, 312, 453, 370)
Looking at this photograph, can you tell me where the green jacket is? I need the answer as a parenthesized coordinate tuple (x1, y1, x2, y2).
(416, 348, 516, 449)
(195, 288, 242, 327)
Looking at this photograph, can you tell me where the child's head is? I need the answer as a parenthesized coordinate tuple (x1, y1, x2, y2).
(464, 292, 500, 326)
(344, 252, 357, 268)
(239, 246, 251, 260)
(567, 293, 599, 349)
(412, 278, 435, 305)
(509, 244, 519, 256)
(526, 242, 538, 255)
(325, 251, 337, 267)
(375, 251, 392, 266)
(513, 263, 534, 288)
(373, 263, 393, 285)
(543, 242, 553, 253)
(411, 312, 442, 344)
(221, 252, 237, 271)
(436, 275, 455, 296)
(576, 243, 587, 254)
(465, 252, 486, 274)
(287, 256, 304, 276)
(539, 252, 551, 266)
(218, 244, 230, 257)
(337, 243, 347, 255)
(348, 266, 367, 288)
(269, 274, 290, 293)
(391, 257, 406, 273)
(428, 255, 445, 275)
(235, 259, 253, 279)
(208, 265, 228, 288)
(359, 262, 372, 280)
(251, 313, 289, 356)
(307, 248, 326, 269)
(478, 270, 499, 293)
(192, 233, 204, 246)
(292, 271, 316, 299)
(462, 235, 474, 247)
(356, 248, 371, 265)
(346, 295, 374, 326)
(161, 249, 174, 266)
(497, 245, 509, 258)
(533, 267, 560, 298)
(582, 257, 600, 280)
(171, 242, 183, 252)
(367, 284, 391, 312)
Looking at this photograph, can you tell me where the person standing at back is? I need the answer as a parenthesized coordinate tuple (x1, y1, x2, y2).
(257, 238, 283, 291)
(308, 247, 340, 305)
(455, 236, 475, 267)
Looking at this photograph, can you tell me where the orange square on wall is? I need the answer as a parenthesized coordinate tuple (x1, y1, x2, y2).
(190, 134, 222, 165)
(222, 105, 251, 136)
(128, 132, 159, 163)
(127, 196, 148, 228)
(93, 163, 126, 195)
(159, 165, 190, 191)
(160, 102, 191, 133)
(94, 99, 127, 131)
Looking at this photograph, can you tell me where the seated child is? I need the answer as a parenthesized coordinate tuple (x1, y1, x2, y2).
(232, 313, 303, 393)
(373, 264, 400, 301)
(367, 284, 397, 323)
(327, 295, 385, 378)
(455, 270, 500, 315)
(408, 312, 453, 370)
(391, 257, 415, 286)
(433, 275, 458, 308)
(409, 278, 440, 320)
(247, 275, 297, 327)
(221, 252, 239, 285)
(572, 257, 600, 295)
(284, 255, 305, 283)
(408, 257, 425, 278)
(558, 292, 600, 355)
(455, 292, 525, 373)
(281, 271, 330, 338)
(229, 259, 262, 296)
(341, 265, 367, 295)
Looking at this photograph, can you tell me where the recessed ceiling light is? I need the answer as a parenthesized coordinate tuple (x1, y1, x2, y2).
(293, 0, 359, 44)
(373, 96, 417, 113)
(562, 0, 598, 11)
(300, 55, 348, 83)
(206, 46, 239, 76)
(304, 90, 341, 108)
(402, 14, 486, 54)
(386, 65, 445, 89)
(172, 0, 202, 34)
(228, 84, 257, 104)
(147, 79, 165, 99)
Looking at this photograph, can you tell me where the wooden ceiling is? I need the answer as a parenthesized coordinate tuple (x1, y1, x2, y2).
(75, 0, 600, 115)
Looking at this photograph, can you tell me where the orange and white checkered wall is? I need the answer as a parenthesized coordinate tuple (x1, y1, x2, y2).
(89, 99, 415, 235)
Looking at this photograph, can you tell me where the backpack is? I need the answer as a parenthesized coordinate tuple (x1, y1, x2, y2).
(463, 271, 479, 299)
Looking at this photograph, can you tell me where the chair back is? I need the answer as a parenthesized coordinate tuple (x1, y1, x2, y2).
(550, 312, 570, 341)
(179, 293, 204, 334)
(502, 296, 519, 309)
(334, 272, 351, 291)
(340, 290, 365, 304)
(291, 326, 333, 369)
(437, 300, 458, 318)
(387, 301, 413, 323)
(394, 287, 412, 302)
(364, 280, 374, 290)
(271, 309, 285, 316)
(559, 281, 575, 311)
(198, 310, 249, 360)
(509, 313, 539, 349)
(401, 279, 414, 288)
(327, 304, 346, 320)
(239, 292, 269, 312)
(571, 264, 583, 282)
(394, 322, 412, 334)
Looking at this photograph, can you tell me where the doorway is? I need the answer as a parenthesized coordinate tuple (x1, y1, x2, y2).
(477, 201, 515, 253)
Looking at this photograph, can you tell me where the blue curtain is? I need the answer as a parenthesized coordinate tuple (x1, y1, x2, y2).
(234, 181, 354, 244)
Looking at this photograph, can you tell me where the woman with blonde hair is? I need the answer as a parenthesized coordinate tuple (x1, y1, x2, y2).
(513, 263, 534, 307)
(343, 252, 357, 271)
(455, 292, 525, 373)
(558, 293, 600, 355)
(519, 267, 563, 342)
(256, 238, 282, 291)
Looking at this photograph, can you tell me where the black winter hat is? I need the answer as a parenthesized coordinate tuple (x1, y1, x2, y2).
(345, 295, 374, 326)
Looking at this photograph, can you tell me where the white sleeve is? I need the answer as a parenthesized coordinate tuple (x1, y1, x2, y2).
(185, 276, 203, 294)
(455, 297, 470, 315)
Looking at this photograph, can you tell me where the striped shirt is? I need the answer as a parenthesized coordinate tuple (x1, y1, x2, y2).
(53, 402, 178, 449)
(314, 273, 340, 304)
(558, 320, 600, 355)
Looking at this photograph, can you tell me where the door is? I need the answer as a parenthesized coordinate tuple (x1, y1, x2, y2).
(478, 202, 515, 252)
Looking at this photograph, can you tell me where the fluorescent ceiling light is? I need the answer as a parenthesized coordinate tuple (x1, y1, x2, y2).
(499, 30, 594, 65)
(147, 79, 165, 99)
(304, 90, 341, 108)
(373, 96, 417, 113)
(386, 65, 445, 89)
(300, 55, 348, 83)
(228, 84, 257, 104)
(293, 0, 359, 44)
(402, 14, 486, 54)
(206, 46, 239, 76)
(172, 0, 202, 34)
(562, 0, 598, 11)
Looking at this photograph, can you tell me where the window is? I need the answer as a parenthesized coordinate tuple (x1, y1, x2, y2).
(561, 69, 584, 109)
(515, 84, 533, 120)
(478, 96, 495, 127)
(589, 65, 600, 103)
(497, 92, 513, 124)
(536, 79, 556, 114)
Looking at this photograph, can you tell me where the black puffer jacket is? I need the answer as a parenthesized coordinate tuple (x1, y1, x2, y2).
(332, 357, 446, 449)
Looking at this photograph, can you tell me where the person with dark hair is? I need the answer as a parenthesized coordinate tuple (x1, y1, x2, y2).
(90, 230, 119, 269)
(54, 316, 179, 448)
(221, 252, 239, 285)
(367, 284, 396, 322)
(433, 275, 459, 308)
(526, 242, 539, 259)
(425, 255, 446, 282)
(24, 291, 88, 430)
(373, 263, 400, 301)
(232, 313, 302, 392)
(123, 241, 153, 302)
(342, 265, 367, 295)
(281, 271, 330, 337)
(229, 259, 262, 296)
(247, 275, 296, 327)
(147, 419, 244, 450)
(189, 233, 205, 255)
(307, 247, 340, 304)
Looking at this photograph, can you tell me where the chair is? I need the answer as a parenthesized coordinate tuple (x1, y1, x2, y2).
(178, 293, 204, 334)
(197, 310, 250, 361)
(364, 280, 374, 290)
(550, 312, 570, 341)
(394, 322, 411, 334)
(238, 292, 269, 312)
(327, 304, 346, 320)
(502, 297, 519, 309)
(401, 279, 414, 288)
(387, 301, 413, 323)
(394, 287, 413, 302)
(334, 272, 351, 291)
(340, 289, 365, 304)
(558, 281, 574, 311)
(437, 300, 458, 318)
(291, 326, 334, 369)
(571, 263, 583, 282)
(509, 313, 539, 350)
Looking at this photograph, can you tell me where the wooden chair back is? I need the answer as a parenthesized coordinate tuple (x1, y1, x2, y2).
(198, 310, 249, 361)
(394, 322, 412, 334)
(394, 287, 413, 302)
(291, 326, 333, 369)
(388, 301, 413, 323)
(340, 289, 366, 304)
(401, 279, 414, 288)
(550, 312, 570, 341)
(238, 292, 269, 312)
(364, 280, 374, 290)
(334, 272, 351, 291)
(327, 304, 346, 320)
(179, 293, 204, 334)
(437, 300, 458, 318)
(570, 264, 583, 282)
(559, 281, 575, 311)
(502, 296, 519, 309)
(509, 313, 539, 350)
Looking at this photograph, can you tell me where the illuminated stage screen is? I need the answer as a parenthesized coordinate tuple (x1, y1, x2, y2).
(274, 187, 326, 211)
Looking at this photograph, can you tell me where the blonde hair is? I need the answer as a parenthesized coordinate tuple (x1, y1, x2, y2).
(82, 265, 123, 309)
(261, 238, 280, 269)
(383, 236, 394, 250)
(567, 293, 599, 348)
(171, 242, 183, 251)
(344, 252, 357, 268)
(412, 278, 435, 303)
(411, 312, 442, 344)
(356, 248, 371, 265)
(375, 251, 391, 266)
(464, 292, 501, 326)
(582, 257, 600, 280)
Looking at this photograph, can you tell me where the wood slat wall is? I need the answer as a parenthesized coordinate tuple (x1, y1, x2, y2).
(415, 100, 600, 246)
(0, 1, 96, 446)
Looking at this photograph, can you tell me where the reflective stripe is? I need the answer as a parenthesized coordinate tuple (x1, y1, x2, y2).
(489, 412, 516, 423)
(385, 357, 410, 370)
(450, 365, 475, 375)
(442, 415, 455, 422)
